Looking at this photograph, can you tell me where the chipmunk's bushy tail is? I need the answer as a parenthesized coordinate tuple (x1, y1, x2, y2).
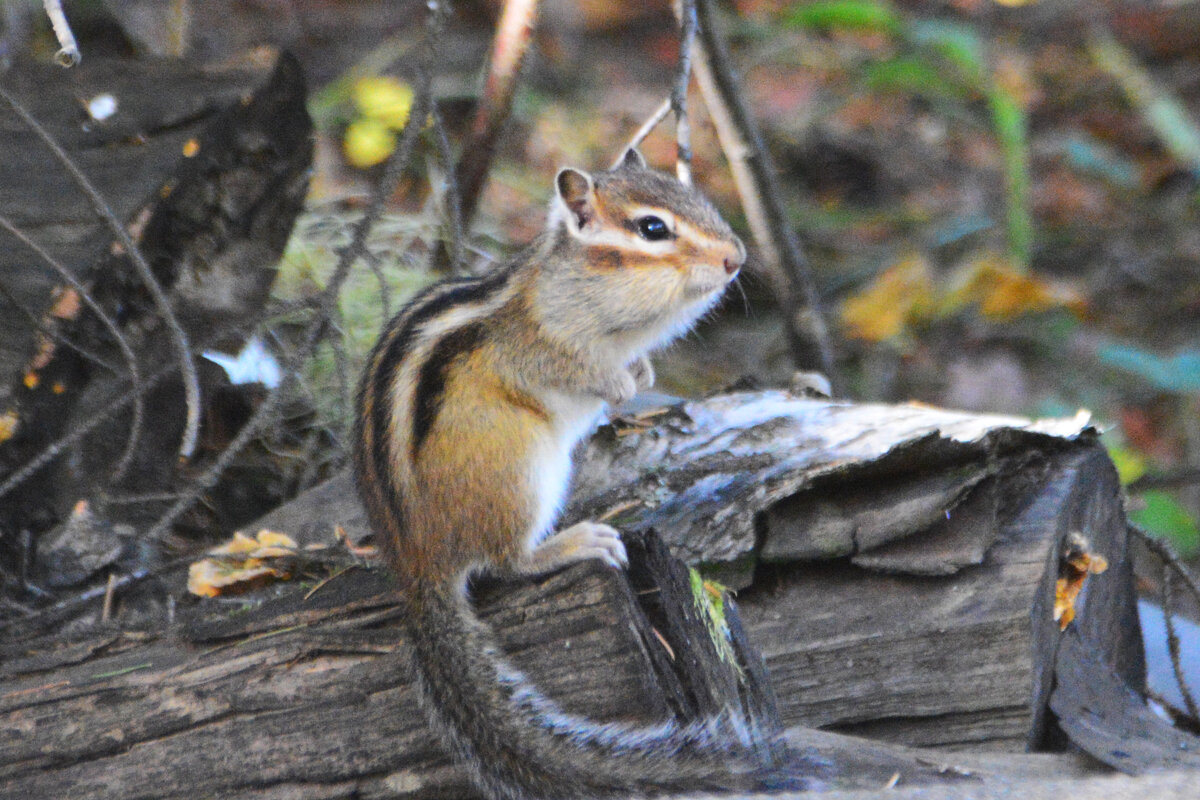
(404, 578, 778, 800)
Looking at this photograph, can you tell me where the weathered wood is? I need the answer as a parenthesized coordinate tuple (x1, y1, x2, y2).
(3, 392, 1195, 796)
(0, 55, 270, 398)
(0, 52, 312, 551)
(737, 446, 1135, 752)
(0, 532, 783, 799)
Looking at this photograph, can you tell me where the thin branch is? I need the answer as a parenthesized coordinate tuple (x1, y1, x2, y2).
(1162, 569, 1200, 721)
(0, 213, 146, 483)
(620, 98, 673, 166)
(672, 0, 698, 185)
(428, 104, 465, 273)
(433, 0, 539, 272)
(1132, 523, 1200, 606)
(0, 278, 118, 375)
(0, 361, 177, 505)
(41, 0, 79, 66)
(689, 0, 838, 387)
(0, 87, 202, 460)
(1128, 466, 1200, 493)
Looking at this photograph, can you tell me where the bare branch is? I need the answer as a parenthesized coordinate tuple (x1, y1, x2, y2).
(0, 87, 202, 460)
(672, 0, 698, 184)
(41, 0, 79, 66)
(1162, 569, 1200, 721)
(428, 104, 465, 273)
(0, 213, 146, 484)
(689, 0, 838, 386)
(0, 278, 118, 375)
(1134, 524, 1200, 608)
(619, 97, 672, 165)
(0, 362, 176, 505)
(432, 0, 539, 273)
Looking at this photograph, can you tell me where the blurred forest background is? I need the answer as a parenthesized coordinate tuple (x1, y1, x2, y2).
(4, 0, 1200, 566)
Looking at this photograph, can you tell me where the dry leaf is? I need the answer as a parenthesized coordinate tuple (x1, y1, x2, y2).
(944, 255, 1085, 321)
(1053, 532, 1109, 630)
(187, 529, 299, 598)
(840, 254, 936, 342)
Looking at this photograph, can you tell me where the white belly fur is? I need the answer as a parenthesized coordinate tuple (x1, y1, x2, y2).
(525, 391, 605, 550)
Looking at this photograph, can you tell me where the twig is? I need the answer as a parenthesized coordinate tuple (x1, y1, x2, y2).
(0, 87, 202, 460)
(689, 0, 837, 387)
(1132, 523, 1200, 606)
(620, 98, 673, 160)
(672, 0, 698, 185)
(428, 104, 465, 273)
(433, 0, 539, 272)
(41, 0, 79, 66)
(1162, 569, 1200, 721)
(0, 361, 177, 505)
(1128, 467, 1200, 493)
(101, 571, 117, 622)
(0, 278, 118, 375)
(0, 213, 146, 484)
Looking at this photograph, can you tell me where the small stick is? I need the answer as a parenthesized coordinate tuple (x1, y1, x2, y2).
(101, 571, 117, 622)
(1133, 524, 1200, 605)
(453, 0, 540, 236)
(41, 0, 80, 66)
(428, 104, 465, 274)
(672, 0, 699, 184)
(618, 98, 672, 166)
(1162, 570, 1200, 721)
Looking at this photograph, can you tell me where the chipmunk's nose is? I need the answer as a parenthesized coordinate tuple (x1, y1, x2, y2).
(724, 236, 746, 275)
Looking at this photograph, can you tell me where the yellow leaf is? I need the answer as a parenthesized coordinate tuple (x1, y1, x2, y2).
(840, 254, 936, 342)
(1107, 445, 1147, 485)
(943, 255, 1084, 321)
(0, 409, 18, 443)
(344, 117, 396, 168)
(352, 76, 414, 129)
(187, 529, 299, 597)
(254, 529, 299, 549)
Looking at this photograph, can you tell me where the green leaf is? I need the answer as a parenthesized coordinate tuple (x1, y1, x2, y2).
(863, 56, 966, 99)
(1106, 444, 1148, 485)
(988, 88, 1032, 269)
(1098, 344, 1200, 393)
(908, 20, 986, 84)
(1090, 32, 1200, 174)
(784, 0, 903, 35)
(1131, 491, 1200, 558)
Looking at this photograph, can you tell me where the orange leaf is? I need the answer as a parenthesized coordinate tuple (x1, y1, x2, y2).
(187, 529, 299, 598)
(1052, 533, 1109, 631)
(840, 254, 936, 342)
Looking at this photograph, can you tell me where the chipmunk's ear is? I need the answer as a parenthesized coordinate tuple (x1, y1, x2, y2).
(618, 147, 647, 171)
(555, 167, 596, 230)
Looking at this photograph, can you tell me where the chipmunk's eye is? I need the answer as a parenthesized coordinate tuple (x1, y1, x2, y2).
(635, 215, 671, 241)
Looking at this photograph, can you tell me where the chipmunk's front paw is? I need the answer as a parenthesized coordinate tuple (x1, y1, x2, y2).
(629, 355, 655, 392)
(597, 369, 639, 407)
(520, 521, 628, 574)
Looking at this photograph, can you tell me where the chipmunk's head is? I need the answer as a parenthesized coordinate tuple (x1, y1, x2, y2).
(543, 148, 745, 351)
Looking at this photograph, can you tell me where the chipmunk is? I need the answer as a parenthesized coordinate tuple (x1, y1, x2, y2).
(353, 148, 783, 799)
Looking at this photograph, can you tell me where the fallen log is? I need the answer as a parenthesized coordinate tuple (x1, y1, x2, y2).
(2, 392, 1197, 797)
